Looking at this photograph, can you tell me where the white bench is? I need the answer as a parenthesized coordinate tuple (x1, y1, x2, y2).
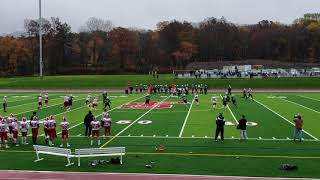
(33, 145, 74, 167)
(75, 147, 125, 166)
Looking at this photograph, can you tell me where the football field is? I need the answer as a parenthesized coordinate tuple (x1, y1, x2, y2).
(0, 92, 320, 178)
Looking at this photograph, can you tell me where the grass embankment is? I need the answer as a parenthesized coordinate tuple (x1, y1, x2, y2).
(0, 75, 320, 89)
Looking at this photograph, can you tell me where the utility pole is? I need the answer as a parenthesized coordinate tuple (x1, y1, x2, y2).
(39, 0, 43, 78)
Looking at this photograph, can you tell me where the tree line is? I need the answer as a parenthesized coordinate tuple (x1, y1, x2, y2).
(0, 14, 320, 76)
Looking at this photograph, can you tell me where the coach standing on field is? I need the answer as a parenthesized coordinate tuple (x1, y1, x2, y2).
(238, 115, 248, 140)
(215, 113, 225, 142)
(84, 111, 94, 137)
(293, 113, 303, 142)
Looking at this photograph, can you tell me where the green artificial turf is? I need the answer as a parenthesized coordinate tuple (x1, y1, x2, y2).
(0, 75, 320, 89)
(0, 92, 320, 178)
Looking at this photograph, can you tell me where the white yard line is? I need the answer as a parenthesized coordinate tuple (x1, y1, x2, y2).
(254, 98, 319, 140)
(11, 98, 86, 118)
(298, 95, 320, 102)
(179, 98, 195, 137)
(282, 98, 320, 114)
(100, 96, 171, 148)
(68, 135, 319, 142)
(32, 104, 89, 137)
(56, 96, 145, 135)
(7, 96, 63, 108)
(4, 93, 39, 102)
(220, 95, 239, 125)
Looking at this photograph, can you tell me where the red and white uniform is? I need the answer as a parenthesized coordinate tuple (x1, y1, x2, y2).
(47, 119, 57, 140)
(102, 118, 111, 127)
(38, 96, 43, 106)
(0, 121, 8, 141)
(20, 121, 28, 136)
(11, 120, 19, 139)
(91, 121, 100, 137)
(64, 96, 69, 107)
(30, 119, 39, 138)
(92, 98, 98, 107)
(85, 95, 91, 104)
(102, 111, 109, 118)
(43, 119, 49, 136)
(7, 116, 15, 133)
(195, 95, 199, 102)
(44, 94, 49, 104)
(102, 117, 112, 136)
(211, 96, 217, 105)
(60, 121, 69, 139)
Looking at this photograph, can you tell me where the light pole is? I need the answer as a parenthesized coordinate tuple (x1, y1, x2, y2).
(39, 0, 43, 78)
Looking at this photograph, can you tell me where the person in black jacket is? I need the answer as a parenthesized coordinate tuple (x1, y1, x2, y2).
(68, 95, 73, 109)
(29, 111, 37, 125)
(84, 111, 94, 137)
(215, 113, 225, 141)
(238, 115, 248, 140)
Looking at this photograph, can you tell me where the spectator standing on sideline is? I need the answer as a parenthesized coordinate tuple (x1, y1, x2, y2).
(293, 113, 303, 142)
(215, 113, 225, 142)
(84, 111, 94, 137)
(3, 96, 7, 112)
(238, 115, 248, 140)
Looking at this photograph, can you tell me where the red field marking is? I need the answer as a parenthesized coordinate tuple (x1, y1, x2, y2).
(0, 171, 311, 180)
(120, 102, 172, 109)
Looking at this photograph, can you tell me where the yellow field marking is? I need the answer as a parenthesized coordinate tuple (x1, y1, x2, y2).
(1, 149, 320, 160)
(127, 152, 320, 159)
(0, 150, 34, 153)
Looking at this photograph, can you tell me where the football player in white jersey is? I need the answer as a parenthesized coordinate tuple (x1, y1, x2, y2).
(0, 117, 9, 148)
(60, 117, 70, 147)
(44, 93, 49, 107)
(90, 117, 101, 146)
(211, 96, 217, 109)
(20, 117, 29, 145)
(11, 118, 19, 147)
(194, 94, 199, 105)
(102, 113, 112, 139)
(37, 94, 43, 110)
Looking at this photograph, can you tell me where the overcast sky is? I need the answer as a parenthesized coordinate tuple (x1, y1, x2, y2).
(0, 0, 319, 33)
